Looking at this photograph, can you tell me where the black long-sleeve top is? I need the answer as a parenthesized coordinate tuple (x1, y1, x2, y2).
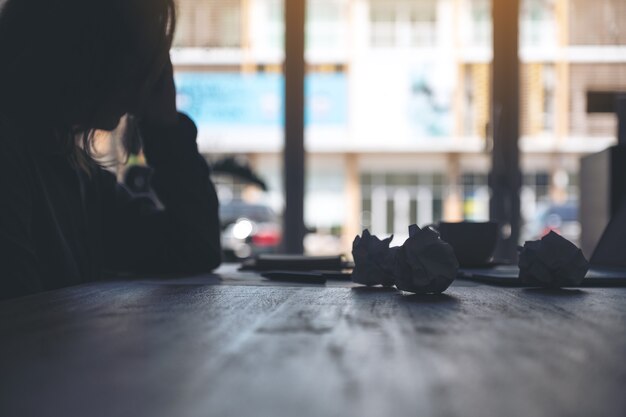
(0, 113, 221, 301)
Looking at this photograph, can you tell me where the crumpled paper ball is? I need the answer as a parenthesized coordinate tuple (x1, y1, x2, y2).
(518, 231, 589, 287)
(393, 225, 459, 294)
(351, 229, 396, 287)
(351, 225, 458, 294)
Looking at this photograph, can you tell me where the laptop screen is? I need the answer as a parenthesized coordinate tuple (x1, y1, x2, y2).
(591, 203, 626, 267)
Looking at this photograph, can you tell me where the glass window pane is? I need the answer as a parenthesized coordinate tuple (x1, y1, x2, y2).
(520, 0, 626, 247)
(112, 0, 626, 258)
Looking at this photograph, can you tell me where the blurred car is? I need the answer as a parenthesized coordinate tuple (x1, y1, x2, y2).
(219, 200, 282, 261)
(523, 202, 581, 245)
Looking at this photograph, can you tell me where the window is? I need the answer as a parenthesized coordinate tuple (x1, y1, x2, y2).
(174, 0, 242, 48)
(369, 0, 437, 48)
(164, 0, 625, 256)
(360, 172, 446, 243)
(462, 0, 491, 48)
(520, 0, 556, 48)
(307, 0, 348, 53)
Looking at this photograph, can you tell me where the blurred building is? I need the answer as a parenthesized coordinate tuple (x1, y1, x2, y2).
(170, 0, 626, 250)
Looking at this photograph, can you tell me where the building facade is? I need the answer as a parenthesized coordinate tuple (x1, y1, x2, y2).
(170, 0, 626, 250)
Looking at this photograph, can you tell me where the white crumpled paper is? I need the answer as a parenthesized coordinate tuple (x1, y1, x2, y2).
(518, 231, 589, 287)
(351, 225, 459, 294)
(351, 229, 396, 287)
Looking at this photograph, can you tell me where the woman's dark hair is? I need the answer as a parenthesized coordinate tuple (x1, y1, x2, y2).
(0, 0, 176, 168)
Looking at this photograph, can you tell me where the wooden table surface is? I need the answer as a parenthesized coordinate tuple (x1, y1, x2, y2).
(1, 265, 625, 417)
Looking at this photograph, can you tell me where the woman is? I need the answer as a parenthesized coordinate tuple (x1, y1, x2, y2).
(0, 0, 221, 300)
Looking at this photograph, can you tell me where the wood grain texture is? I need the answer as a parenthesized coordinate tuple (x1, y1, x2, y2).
(1, 267, 625, 417)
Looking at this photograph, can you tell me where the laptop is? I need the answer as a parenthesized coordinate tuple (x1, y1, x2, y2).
(459, 265, 626, 287)
(460, 205, 626, 287)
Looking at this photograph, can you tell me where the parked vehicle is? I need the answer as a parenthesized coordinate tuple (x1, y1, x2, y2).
(523, 202, 581, 245)
(219, 200, 282, 261)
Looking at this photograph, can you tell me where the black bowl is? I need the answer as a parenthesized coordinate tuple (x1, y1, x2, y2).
(436, 221, 498, 267)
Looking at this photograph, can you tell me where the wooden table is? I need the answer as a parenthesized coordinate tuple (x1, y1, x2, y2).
(1, 265, 625, 417)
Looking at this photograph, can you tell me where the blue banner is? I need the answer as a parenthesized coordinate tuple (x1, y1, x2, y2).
(175, 72, 347, 127)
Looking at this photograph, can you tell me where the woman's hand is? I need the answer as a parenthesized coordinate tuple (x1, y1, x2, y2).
(140, 55, 178, 127)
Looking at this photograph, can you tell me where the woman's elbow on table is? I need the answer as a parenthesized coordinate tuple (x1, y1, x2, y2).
(198, 242, 222, 272)
(176, 234, 222, 273)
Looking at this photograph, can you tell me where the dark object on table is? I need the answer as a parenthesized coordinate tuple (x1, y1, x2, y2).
(351, 225, 458, 294)
(580, 146, 626, 257)
(518, 231, 589, 287)
(580, 92, 626, 257)
(261, 271, 327, 284)
(461, 215, 626, 287)
(589, 199, 626, 268)
(435, 221, 498, 266)
(459, 265, 626, 287)
(315, 270, 353, 280)
(351, 229, 396, 287)
(240, 254, 348, 272)
(392, 224, 458, 294)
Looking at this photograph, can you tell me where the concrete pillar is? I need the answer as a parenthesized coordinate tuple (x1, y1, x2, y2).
(444, 153, 463, 221)
(490, 0, 521, 261)
(283, 0, 306, 253)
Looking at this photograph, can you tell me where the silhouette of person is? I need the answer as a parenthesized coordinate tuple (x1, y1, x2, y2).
(0, 0, 221, 300)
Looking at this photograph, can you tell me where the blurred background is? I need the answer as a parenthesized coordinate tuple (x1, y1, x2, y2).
(103, 0, 625, 259)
